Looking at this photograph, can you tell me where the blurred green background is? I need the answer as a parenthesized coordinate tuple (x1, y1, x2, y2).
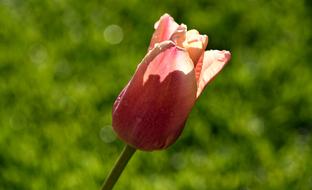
(0, 0, 311, 189)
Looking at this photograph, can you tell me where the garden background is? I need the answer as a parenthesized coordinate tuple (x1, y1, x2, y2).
(0, 0, 311, 189)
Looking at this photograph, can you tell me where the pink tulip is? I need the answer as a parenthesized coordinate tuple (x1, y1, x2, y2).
(112, 13, 231, 151)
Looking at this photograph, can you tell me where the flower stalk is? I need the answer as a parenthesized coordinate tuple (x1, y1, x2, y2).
(101, 144, 136, 190)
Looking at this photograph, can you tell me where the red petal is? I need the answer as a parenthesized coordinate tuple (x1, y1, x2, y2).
(113, 45, 197, 151)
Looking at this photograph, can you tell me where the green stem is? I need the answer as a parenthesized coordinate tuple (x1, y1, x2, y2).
(101, 144, 136, 190)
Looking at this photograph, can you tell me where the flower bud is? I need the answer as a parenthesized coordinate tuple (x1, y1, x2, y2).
(112, 14, 231, 151)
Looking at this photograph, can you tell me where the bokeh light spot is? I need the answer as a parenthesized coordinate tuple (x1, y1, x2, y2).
(29, 44, 48, 65)
(103, 25, 123, 44)
(99, 125, 116, 143)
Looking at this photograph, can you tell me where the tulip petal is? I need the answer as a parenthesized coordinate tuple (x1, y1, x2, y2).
(185, 31, 208, 66)
(149, 13, 179, 50)
(196, 50, 231, 98)
(113, 46, 197, 151)
(170, 27, 208, 66)
(113, 40, 175, 112)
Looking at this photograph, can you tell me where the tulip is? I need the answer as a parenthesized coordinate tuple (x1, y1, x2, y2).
(112, 13, 231, 151)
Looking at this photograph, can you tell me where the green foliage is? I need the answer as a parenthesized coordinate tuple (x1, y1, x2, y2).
(0, 0, 311, 189)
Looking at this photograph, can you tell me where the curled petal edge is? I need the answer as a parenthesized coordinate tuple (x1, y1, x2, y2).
(196, 50, 231, 98)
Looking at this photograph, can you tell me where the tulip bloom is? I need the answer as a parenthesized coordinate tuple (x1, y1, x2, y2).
(112, 14, 231, 151)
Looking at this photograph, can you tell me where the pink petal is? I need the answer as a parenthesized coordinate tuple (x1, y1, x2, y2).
(149, 13, 179, 50)
(196, 50, 231, 98)
(113, 41, 175, 112)
(185, 32, 208, 66)
(113, 45, 197, 151)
